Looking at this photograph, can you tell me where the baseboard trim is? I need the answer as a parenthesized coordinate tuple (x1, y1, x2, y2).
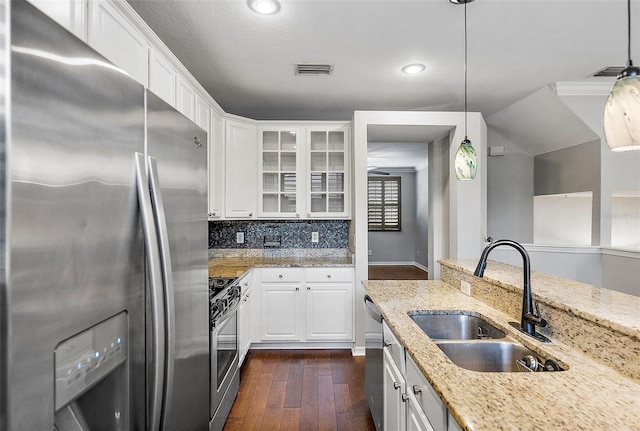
(368, 261, 429, 272)
(352, 346, 365, 356)
(250, 342, 354, 350)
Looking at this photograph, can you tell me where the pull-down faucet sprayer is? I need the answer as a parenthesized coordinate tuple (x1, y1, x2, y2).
(474, 239, 549, 342)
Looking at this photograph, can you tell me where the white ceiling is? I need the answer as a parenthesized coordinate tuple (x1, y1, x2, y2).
(127, 0, 631, 160)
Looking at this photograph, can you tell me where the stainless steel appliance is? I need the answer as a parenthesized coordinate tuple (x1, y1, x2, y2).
(0, 3, 209, 430)
(208, 277, 241, 431)
(364, 294, 384, 431)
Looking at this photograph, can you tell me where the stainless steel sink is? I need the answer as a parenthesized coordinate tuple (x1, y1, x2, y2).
(409, 311, 506, 340)
(435, 340, 541, 372)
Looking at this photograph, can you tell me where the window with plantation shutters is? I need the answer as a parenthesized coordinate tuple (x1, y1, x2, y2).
(368, 177, 401, 231)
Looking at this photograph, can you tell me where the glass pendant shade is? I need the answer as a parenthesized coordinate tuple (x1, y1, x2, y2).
(455, 138, 477, 181)
(603, 66, 640, 151)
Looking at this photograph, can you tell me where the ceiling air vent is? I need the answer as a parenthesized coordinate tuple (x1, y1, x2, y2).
(593, 66, 625, 77)
(294, 64, 333, 76)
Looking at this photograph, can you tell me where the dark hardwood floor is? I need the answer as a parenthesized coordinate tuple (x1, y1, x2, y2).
(223, 349, 376, 431)
(368, 265, 428, 280)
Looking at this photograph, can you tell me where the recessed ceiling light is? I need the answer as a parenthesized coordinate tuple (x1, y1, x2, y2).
(402, 64, 425, 75)
(248, 0, 280, 15)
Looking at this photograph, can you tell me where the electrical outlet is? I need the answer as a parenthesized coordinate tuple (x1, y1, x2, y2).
(311, 232, 319, 243)
(236, 232, 245, 244)
(368, 250, 372, 256)
(461, 280, 471, 296)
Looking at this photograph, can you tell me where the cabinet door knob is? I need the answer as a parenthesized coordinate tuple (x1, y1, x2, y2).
(307, 286, 311, 290)
(296, 213, 300, 218)
(327, 274, 331, 278)
(401, 393, 409, 403)
(383, 341, 392, 347)
(412, 385, 422, 395)
(393, 382, 401, 390)
(278, 274, 283, 278)
(295, 287, 300, 291)
(249, 213, 253, 217)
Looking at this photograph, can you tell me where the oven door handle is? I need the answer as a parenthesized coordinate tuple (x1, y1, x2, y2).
(212, 301, 240, 330)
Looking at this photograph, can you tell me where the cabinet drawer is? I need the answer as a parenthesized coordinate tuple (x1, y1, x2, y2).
(383, 320, 405, 373)
(260, 268, 304, 283)
(305, 268, 353, 283)
(406, 354, 447, 431)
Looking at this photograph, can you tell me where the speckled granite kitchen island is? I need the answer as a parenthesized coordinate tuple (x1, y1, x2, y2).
(363, 279, 640, 431)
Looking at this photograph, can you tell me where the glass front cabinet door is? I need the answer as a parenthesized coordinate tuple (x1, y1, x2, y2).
(306, 126, 350, 218)
(259, 127, 302, 218)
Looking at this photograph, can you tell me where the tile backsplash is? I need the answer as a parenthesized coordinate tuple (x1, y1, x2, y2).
(209, 220, 349, 249)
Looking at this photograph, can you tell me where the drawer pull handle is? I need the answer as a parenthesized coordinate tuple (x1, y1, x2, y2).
(412, 385, 422, 395)
(393, 382, 401, 390)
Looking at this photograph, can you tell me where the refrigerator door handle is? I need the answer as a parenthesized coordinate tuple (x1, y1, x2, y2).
(147, 155, 176, 431)
(135, 152, 166, 431)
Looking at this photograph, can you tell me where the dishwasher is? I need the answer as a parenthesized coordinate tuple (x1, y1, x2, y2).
(364, 294, 384, 431)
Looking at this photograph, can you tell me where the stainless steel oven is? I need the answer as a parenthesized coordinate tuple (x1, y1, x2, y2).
(209, 278, 241, 431)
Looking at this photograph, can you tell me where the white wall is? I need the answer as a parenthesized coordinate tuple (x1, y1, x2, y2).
(488, 245, 602, 287)
(486, 128, 534, 243)
(353, 110, 486, 351)
(416, 164, 429, 268)
(534, 193, 593, 246)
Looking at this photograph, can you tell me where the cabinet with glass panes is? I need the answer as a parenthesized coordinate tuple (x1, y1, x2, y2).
(306, 126, 350, 218)
(259, 128, 302, 217)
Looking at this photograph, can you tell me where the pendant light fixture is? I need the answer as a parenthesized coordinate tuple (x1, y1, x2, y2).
(452, 0, 477, 180)
(603, 0, 640, 152)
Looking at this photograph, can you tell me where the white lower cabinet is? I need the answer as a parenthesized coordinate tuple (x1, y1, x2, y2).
(382, 323, 463, 431)
(260, 269, 304, 341)
(237, 272, 254, 366)
(383, 347, 406, 431)
(407, 391, 434, 431)
(258, 267, 354, 343)
(305, 268, 353, 341)
(406, 354, 447, 431)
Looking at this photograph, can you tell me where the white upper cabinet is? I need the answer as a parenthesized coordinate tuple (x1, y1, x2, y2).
(208, 112, 224, 219)
(87, 0, 148, 86)
(306, 125, 350, 218)
(258, 127, 303, 218)
(176, 75, 197, 122)
(148, 47, 177, 107)
(225, 119, 257, 218)
(29, 0, 87, 41)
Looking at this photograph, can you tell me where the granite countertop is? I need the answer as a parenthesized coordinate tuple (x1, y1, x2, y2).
(208, 255, 354, 278)
(363, 280, 640, 431)
(439, 259, 640, 336)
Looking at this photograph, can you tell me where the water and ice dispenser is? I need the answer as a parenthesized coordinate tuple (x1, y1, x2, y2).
(54, 312, 128, 431)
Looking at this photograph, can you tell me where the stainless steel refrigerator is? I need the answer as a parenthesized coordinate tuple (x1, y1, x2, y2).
(1, 2, 209, 430)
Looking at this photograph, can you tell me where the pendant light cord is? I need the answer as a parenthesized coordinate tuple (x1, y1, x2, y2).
(464, 1, 468, 140)
(628, 0, 633, 67)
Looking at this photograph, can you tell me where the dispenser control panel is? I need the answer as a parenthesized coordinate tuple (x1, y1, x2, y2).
(54, 312, 128, 411)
